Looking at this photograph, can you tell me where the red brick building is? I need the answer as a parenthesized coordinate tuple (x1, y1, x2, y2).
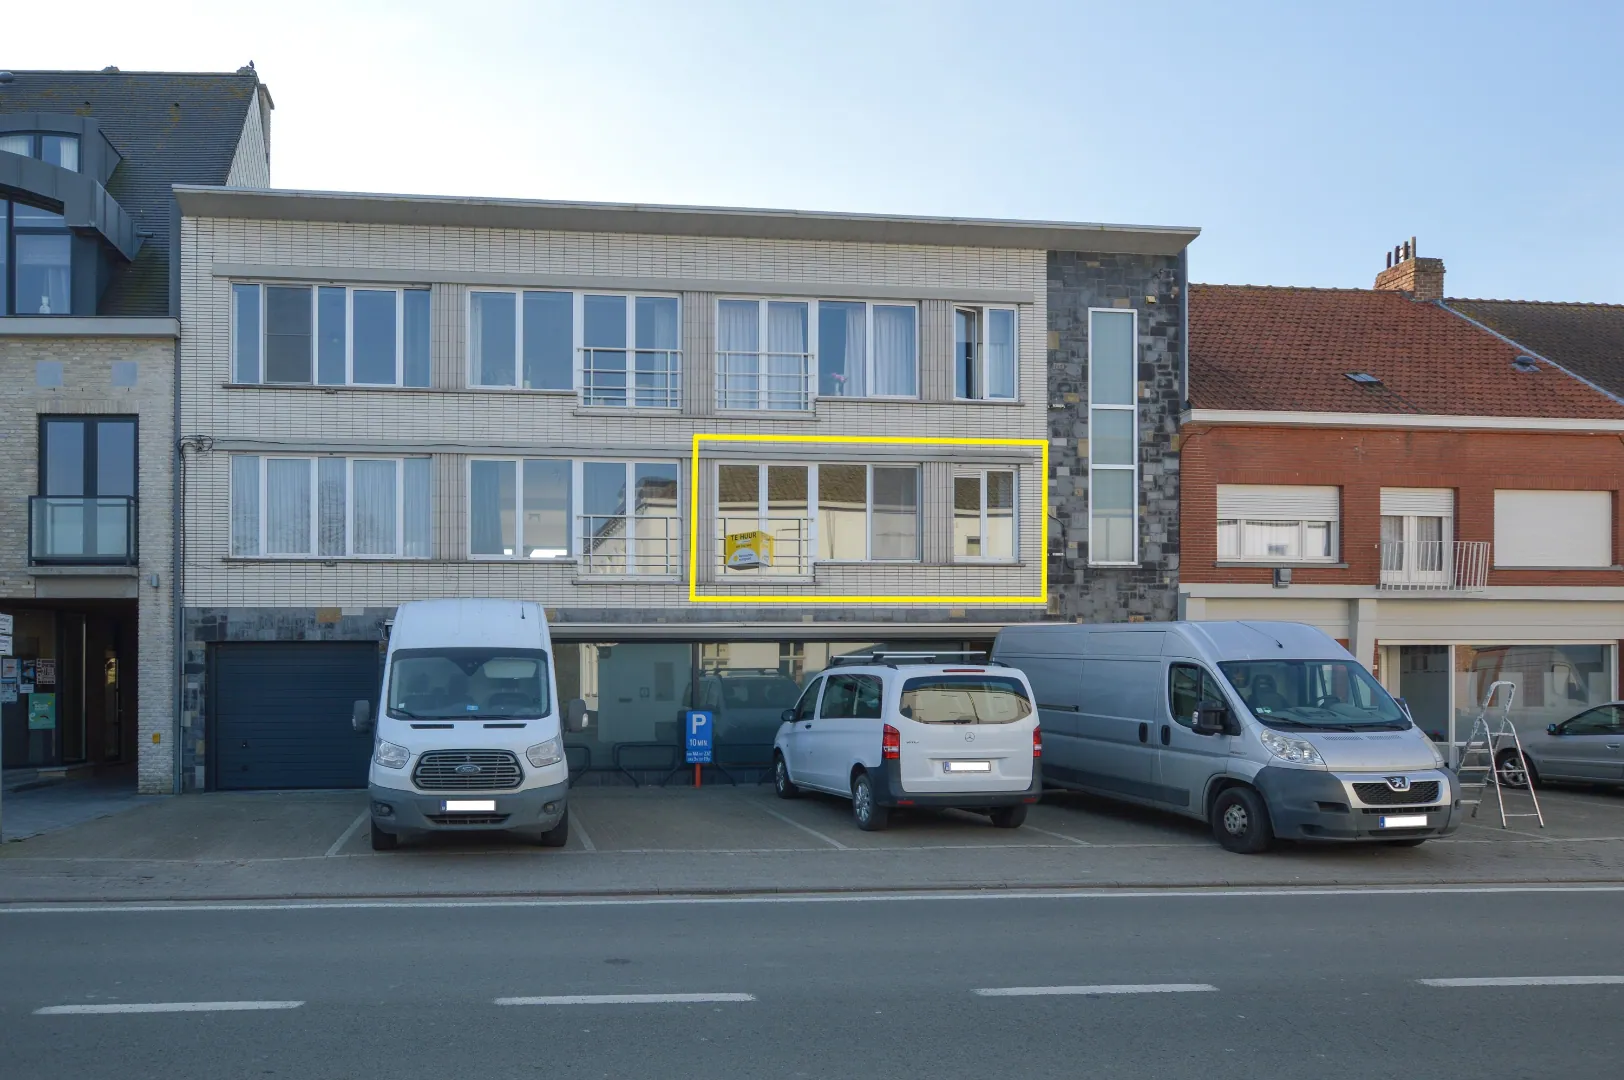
(1181, 245, 1624, 758)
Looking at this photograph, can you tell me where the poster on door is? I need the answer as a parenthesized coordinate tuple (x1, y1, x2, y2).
(1, 658, 17, 679)
(0, 678, 16, 704)
(35, 658, 55, 686)
(19, 660, 35, 695)
(28, 693, 56, 731)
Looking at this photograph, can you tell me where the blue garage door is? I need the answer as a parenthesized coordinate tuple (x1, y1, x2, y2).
(213, 642, 381, 790)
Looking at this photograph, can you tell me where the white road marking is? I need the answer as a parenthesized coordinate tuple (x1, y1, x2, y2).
(975, 984, 1217, 997)
(496, 993, 755, 1005)
(1419, 976, 1624, 987)
(324, 812, 369, 858)
(6, 883, 1624, 915)
(568, 805, 596, 852)
(35, 1001, 304, 1015)
(752, 805, 848, 850)
(1022, 825, 1092, 846)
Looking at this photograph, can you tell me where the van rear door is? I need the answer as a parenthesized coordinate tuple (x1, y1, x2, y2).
(893, 672, 1036, 794)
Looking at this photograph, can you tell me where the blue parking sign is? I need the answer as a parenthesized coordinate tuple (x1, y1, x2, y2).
(685, 710, 713, 764)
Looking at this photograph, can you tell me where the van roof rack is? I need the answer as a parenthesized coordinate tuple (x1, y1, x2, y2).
(829, 650, 989, 668)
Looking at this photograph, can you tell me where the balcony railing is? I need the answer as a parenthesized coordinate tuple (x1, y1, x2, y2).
(1378, 540, 1490, 592)
(29, 496, 137, 565)
(716, 351, 814, 411)
(715, 516, 811, 577)
(577, 514, 681, 576)
(579, 347, 682, 409)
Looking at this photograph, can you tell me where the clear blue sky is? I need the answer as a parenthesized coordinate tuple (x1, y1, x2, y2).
(11, 1, 1621, 300)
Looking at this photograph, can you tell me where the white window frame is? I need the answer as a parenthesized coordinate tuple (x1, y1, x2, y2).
(231, 454, 428, 559)
(1218, 518, 1338, 563)
(953, 468, 1019, 563)
(231, 282, 429, 388)
(1087, 307, 1139, 566)
(576, 458, 683, 577)
(715, 297, 921, 411)
(953, 305, 1019, 401)
(714, 461, 922, 572)
(466, 289, 682, 407)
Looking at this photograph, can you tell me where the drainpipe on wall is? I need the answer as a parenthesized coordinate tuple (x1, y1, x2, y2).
(1179, 247, 1190, 405)
(172, 338, 183, 796)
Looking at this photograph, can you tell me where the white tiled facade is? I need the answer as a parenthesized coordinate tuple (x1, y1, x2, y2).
(179, 216, 1050, 610)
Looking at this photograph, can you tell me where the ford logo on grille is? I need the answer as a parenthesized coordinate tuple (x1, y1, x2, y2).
(455, 764, 483, 775)
(1385, 775, 1411, 791)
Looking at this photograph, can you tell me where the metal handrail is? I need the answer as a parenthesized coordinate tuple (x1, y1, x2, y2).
(579, 346, 681, 409)
(28, 495, 138, 565)
(715, 515, 810, 575)
(1378, 540, 1490, 591)
(716, 350, 814, 411)
(577, 514, 682, 576)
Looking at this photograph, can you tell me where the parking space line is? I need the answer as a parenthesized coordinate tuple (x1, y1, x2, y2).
(496, 993, 755, 1005)
(324, 812, 369, 857)
(568, 806, 596, 852)
(1022, 825, 1092, 846)
(752, 805, 848, 850)
(35, 1001, 304, 1015)
(1419, 976, 1624, 987)
(974, 984, 1217, 997)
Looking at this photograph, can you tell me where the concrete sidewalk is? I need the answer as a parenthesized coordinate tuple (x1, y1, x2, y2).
(3, 783, 1624, 903)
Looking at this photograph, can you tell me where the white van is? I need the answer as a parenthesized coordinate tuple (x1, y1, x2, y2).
(355, 599, 585, 851)
(992, 621, 1459, 853)
(771, 652, 1042, 831)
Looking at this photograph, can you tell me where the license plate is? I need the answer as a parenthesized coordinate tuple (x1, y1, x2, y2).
(1379, 814, 1428, 829)
(943, 761, 992, 774)
(441, 799, 497, 812)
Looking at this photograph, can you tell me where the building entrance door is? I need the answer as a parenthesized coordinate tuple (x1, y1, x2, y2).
(1398, 645, 1451, 748)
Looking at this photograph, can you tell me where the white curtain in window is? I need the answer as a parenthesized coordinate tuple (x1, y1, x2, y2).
(986, 309, 1016, 399)
(403, 458, 432, 558)
(825, 302, 867, 397)
(872, 305, 917, 396)
(231, 456, 260, 556)
(766, 302, 808, 409)
(718, 300, 759, 407)
(317, 458, 347, 556)
(265, 459, 312, 555)
(353, 459, 398, 555)
(0, 135, 30, 156)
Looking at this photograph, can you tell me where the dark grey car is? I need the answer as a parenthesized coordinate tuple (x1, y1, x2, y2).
(1499, 702, 1624, 788)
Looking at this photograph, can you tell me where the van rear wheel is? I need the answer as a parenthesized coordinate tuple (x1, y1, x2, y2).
(1210, 787, 1273, 854)
(989, 804, 1028, 829)
(852, 772, 889, 832)
(773, 754, 801, 799)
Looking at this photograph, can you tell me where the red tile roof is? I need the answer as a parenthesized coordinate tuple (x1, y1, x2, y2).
(1189, 285, 1624, 418)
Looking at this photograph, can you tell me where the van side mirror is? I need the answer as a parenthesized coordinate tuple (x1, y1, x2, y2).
(1547, 723, 1560, 736)
(1394, 696, 1414, 721)
(352, 699, 373, 733)
(565, 698, 589, 733)
(781, 708, 796, 724)
(1192, 703, 1230, 737)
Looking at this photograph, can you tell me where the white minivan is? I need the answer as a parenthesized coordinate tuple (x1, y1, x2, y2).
(771, 653, 1042, 831)
(355, 598, 585, 851)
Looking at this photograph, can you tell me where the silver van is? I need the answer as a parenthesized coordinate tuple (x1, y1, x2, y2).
(992, 621, 1460, 853)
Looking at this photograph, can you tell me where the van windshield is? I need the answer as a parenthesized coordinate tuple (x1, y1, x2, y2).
(899, 675, 1033, 724)
(1217, 659, 1409, 731)
(387, 648, 551, 719)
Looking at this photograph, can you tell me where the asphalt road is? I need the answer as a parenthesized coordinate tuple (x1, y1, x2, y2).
(3, 887, 1623, 1079)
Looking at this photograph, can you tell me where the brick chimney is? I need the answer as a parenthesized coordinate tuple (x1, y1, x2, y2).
(1373, 236, 1445, 301)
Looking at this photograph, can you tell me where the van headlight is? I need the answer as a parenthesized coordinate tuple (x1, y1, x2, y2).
(373, 741, 410, 770)
(526, 737, 563, 768)
(1259, 729, 1324, 766)
(1425, 736, 1446, 768)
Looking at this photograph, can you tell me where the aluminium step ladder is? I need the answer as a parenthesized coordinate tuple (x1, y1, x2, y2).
(1455, 680, 1545, 829)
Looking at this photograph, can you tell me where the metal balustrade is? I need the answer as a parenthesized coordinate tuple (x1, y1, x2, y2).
(1378, 540, 1490, 591)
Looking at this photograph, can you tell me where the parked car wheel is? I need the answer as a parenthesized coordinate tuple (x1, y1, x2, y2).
(989, 804, 1028, 829)
(1496, 749, 1533, 789)
(851, 771, 889, 832)
(533, 810, 570, 848)
(1210, 786, 1273, 854)
(370, 822, 399, 852)
(773, 754, 801, 799)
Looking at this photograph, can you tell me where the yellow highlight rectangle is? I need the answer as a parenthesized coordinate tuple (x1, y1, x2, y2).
(688, 433, 1048, 605)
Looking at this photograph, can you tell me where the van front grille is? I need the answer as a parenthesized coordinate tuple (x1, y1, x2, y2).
(425, 814, 511, 826)
(1353, 781, 1440, 806)
(413, 749, 524, 791)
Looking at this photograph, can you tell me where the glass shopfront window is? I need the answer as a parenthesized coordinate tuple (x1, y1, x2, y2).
(1453, 644, 1614, 749)
(551, 638, 990, 782)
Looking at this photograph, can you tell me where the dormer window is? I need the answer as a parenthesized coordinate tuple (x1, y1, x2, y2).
(0, 132, 80, 172)
(3, 200, 72, 316)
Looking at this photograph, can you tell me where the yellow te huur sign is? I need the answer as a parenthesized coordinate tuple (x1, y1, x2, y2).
(723, 530, 774, 570)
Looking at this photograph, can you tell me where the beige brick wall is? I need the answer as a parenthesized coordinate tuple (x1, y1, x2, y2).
(0, 334, 176, 793)
(179, 216, 1047, 609)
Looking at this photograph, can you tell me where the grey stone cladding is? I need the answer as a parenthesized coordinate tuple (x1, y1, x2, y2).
(1045, 252, 1183, 622)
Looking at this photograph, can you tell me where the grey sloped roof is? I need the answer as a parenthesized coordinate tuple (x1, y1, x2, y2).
(0, 69, 261, 315)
